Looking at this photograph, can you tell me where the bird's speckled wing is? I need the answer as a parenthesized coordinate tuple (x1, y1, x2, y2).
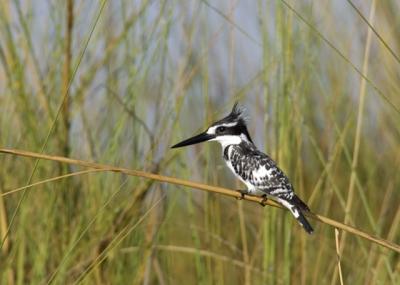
(224, 142, 294, 199)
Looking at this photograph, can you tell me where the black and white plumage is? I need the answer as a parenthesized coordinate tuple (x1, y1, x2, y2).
(172, 102, 313, 234)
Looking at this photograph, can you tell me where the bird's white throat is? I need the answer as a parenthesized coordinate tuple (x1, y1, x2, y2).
(210, 134, 250, 148)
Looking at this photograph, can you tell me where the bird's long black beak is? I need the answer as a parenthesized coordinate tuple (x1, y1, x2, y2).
(171, 132, 215, 148)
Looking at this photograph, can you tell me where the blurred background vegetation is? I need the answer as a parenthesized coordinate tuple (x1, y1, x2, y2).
(0, 0, 399, 284)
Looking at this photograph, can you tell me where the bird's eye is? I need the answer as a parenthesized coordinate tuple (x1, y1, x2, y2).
(217, 126, 226, 133)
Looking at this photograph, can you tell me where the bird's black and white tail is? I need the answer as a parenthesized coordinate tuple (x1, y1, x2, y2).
(277, 195, 314, 234)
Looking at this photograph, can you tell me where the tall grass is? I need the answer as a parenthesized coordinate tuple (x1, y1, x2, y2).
(0, 0, 399, 284)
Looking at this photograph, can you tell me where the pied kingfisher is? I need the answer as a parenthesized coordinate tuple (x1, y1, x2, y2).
(172, 102, 313, 234)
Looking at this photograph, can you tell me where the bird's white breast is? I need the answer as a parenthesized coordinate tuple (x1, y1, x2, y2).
(223, 145, 257, 193)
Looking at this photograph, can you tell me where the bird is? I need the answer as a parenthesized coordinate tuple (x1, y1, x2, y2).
(171, 102, 314, 234)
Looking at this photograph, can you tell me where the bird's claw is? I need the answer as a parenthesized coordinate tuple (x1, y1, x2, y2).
(236, 190, 248, 200)
(259, 195, 268, 207)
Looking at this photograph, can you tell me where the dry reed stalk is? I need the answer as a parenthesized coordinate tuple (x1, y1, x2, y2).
(0, 147, 399, 254)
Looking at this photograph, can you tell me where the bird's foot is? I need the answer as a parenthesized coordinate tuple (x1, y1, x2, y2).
(236, 190, 249, 200)
(259, 195, 268, 207)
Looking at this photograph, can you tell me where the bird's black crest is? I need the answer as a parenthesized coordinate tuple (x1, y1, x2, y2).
(231, 102, 243, 118)
(212, 101, 253, 143)
(214, 101, 248, 126)
(230, 101, 248, 123)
